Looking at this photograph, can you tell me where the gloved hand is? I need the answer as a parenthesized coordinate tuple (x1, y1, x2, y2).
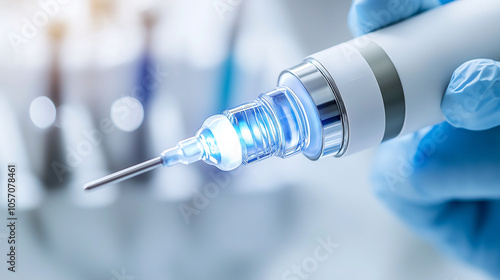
(349, 0, 500, 277)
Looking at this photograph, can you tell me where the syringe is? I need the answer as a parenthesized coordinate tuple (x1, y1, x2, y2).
(85, 86, 310, 190)
(84, 0, 500, 191)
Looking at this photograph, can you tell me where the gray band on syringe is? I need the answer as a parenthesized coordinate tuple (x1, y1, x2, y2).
(355, 41, 406, 142)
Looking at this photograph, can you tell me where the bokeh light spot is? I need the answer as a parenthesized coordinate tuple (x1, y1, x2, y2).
(29, 96, 56, 129)
(110, 97, 144, 132)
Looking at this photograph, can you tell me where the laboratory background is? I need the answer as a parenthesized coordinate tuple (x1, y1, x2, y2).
(0, 0, 495, 279)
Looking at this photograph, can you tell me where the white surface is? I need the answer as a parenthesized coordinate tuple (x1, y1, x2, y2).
(370, 0, 500, 136)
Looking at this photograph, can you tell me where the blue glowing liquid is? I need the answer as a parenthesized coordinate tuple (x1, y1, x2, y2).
(198, 129, 222, 165)
(224, 87, 308, 164)
(226, 102, 278, 163)
(159, 87, 311, 171)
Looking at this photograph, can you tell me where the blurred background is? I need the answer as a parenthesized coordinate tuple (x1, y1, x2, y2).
(0, 0, 493, 279)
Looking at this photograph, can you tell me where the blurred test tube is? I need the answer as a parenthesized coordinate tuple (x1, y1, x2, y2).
(42, 21, 67, 188)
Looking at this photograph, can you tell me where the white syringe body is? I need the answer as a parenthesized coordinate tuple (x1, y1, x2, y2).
(280, 0, 500, 158)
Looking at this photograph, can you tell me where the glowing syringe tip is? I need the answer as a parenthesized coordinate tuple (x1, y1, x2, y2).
(83, 115, 245, 191)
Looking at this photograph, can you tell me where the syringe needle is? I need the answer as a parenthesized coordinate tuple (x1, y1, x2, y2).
(83, 156, 163, 191)
(83, 115, 244, 191)
(83, 138, 203, 191)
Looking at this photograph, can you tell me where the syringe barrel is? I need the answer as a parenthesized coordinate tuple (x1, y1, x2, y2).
(280, 0, 500, 158)
(223, 87, 310, 164)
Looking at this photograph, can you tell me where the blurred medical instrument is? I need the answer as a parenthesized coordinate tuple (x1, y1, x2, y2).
(84, 0, 500, 191)
(43, 21, 67, 187)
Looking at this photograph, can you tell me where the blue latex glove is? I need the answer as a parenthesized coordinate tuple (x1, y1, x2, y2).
(349, 0, 500, 277)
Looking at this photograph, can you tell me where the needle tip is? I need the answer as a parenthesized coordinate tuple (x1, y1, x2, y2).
(83, 183, 96, 191)
(83, 178, 105, 191)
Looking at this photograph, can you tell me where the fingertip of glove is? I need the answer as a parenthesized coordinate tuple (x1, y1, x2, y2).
(442, 59, 500, 131)
(348, 0, 437, 37)
(347, 0, 392, 36)
(347, 2, 373, 37)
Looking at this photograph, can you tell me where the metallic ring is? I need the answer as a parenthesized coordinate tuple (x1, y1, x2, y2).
(306, 58, 349, 157)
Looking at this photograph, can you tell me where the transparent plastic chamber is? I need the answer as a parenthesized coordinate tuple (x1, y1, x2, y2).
(160, 87, 321, 171)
